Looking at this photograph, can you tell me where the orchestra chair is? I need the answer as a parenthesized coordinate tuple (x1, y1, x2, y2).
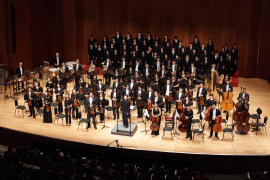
(191, 118, 202, 131)
(192, 123, 205, 143)
(222, 124, 235, 141)
(50, 102, 58, 115)
(251, 108, 262, 124)
(53, 113, 65, 127)
(222, 118, 228, 127)
(255, 116, 268, 135)
(165, 111, 175, 127)
(14, 99, 27, 118)
(35, 108, 44, 120)
(162, 118, 175, 140)
(77, 118, 90, 131)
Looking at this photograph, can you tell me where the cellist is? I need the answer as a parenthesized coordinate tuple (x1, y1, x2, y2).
(237, 88, 249, 102)
(239, 99, 249, 113)
(183, 104, 193, 141)
(209, 104, 221, 139)
(205, 94, 216, 109)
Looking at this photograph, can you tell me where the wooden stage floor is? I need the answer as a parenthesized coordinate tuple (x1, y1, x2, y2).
(1, 77, 270, 155)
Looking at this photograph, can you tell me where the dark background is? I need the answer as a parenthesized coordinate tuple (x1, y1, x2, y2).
(0, 0, 269, 80)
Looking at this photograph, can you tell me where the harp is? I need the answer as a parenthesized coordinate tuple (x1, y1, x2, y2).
(211, 70, 224, 100)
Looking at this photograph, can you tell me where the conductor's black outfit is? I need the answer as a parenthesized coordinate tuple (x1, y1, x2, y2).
(120, 99, 130, 128)
(209, 108, 221, 138)
(183, 108, 193, 140)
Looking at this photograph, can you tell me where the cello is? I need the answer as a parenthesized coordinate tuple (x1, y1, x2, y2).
(213, 116, 223, 133)
(221, 90, 234, 112)
(150, 116, 160, 132)
(178, 115, 193, 132)
(204, 106, 212, 121)
(237, 101, 250, 133)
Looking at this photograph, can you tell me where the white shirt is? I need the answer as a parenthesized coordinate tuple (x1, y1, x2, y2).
(146, 69, 148, 76)
(148, 37, 150, 40)
(215, 55, 218, 59)
(226, 85, 229, 92)
(76, 64, 79, 71)
(20, 67, 23, 75)
(191, 67, 194, 73)
(56, 57, 59, 65)
(212, 109, 216, 120)
(99, 84, 101, 90)
(138, 90, 141, 97)
(113, 92, 116, 98)
(186, 58, 189, 63)
(212, 68, 215, 70)
(106, 62, 109, 67)
(179, 92, 182, 100)
(199, 87, 202, 96)
(172, 50, 174, 55)
(202, 47, 204, 51)
(162, 70, 165, 76)
(157, 62, 160, 69)
(127, 37, 130, 40)
(122, 62, 125, 68)
(89, 97, 93, 105)
(130, 82, 133, 89)
(172, 65, 175, 72)
(149, 92, 152, 99)
(165, 85, 170, 96)
(29, 92, 31, 98)
(115, 82, 118, 87)
(126, 89, 129, 95)
(63, 66, 65, 70)
(154, 96, 158, 103)
(135, 64, 139, 71)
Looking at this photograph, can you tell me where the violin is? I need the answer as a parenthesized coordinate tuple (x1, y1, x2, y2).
(199, 88, 207, 106)
(137, 93, 142, 108)
(79, 87, 84, 94)
(99, 101, 104, 114)
(178, 114, 193, 132)
(168, 93, 174, 102)
(28, 98, 32, 106)
(147, 96, 154, 111)
(113, 100, 117, 108)
(67, 106, 71, 115)
(213, 116, 223, 132)
(150, 115, 160, 131)
(221, 90, 234, 112)
(73, 99, 78, 109)
(188, 86, 193, 95)
(177, 101, 183, 110)
(90, 103, 95, 115)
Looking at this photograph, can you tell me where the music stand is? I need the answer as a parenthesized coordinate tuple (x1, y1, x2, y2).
(94, 70, 99, 75)
(151, 85, 159, 92)
(140, 101, 150, 134)
(119, 70, 126, 76)
(99, 108, 108, 129)
(160, 78, 167, 84)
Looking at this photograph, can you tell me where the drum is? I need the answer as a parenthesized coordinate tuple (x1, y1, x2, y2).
(49, 68, 59, 77)
(43, 67, 50, 73)
(66, 61, 76, 66)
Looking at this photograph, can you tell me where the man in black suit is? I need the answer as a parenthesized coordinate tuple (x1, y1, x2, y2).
(53, 53, 62, 67)
(114, 30, 122, 46)
(85, 92, 97, 129)
(222, 79, 233, 93)
(135, 85, 145, 118)
(135, 31, 143, 48)
(176, 41, 184, 55)
(24, 87, 35, 118)
(142, 64, 152, 79)
(112, 78, 122, 92)
(212, 51, 219, 65)
(224, 44, 229, 54)
(173, 36, 179, 48)
(193, 36, 200, 52)
(209, 104, 221, 139)
(101, 35, 108, 46)
(153, 41, 161, 54)
(120, 94, 131, 128)
(151, 91, 164, 108)
(163, 79, 174, 114)
(145, 86, 154, 103)
(122, 84, 131, 100)
(16, 62, 25, 91)
(201, 57, 210, 75)
(237, 88, 249, 102)
(133, 59, 142, 73)
(186, 43, 193, 55)
(95, 79, 106, 96)
(199, 43, 206, 57)
(183, 54, 191, 71)
(88, 35, 97, 49)
(145, 32, 153, 48)
(196, 83, 207, 114)
(74, 59, 82, 85)
(153, 57, 161, 72)
(188, 63, 197, 79)
(133, 45, 141, 57)
(175, 87, 185, 114)
(169, 47, 177, 60)
(125, 32, 133, 51)
(60, 62, 69, 73)
(104, 58, 113, 86)
(170, 60, 178, 78)
(111, 88, 121, 120)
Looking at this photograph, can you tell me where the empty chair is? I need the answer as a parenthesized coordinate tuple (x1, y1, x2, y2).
(255, 116, 268, 135)
(14, 99, 27, 118)
(192, 124, 205, 143)
(222, 124, 235, 141)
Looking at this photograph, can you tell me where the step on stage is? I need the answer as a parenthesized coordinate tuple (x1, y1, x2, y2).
(111, 122, 137, 136)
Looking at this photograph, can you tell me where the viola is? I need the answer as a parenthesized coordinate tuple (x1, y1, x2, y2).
(213, 116, 223, 132)
(99, 101, 104, 114)
(147, 102, 152, 111)
(67, 106, 71, 115)
(46, 104, 50, 112)
(113, 100, 117, 108)
(28, 98, 32, 106)
(90, 103, 95, 115)
(199, 97, 204, 106)
(177, 101, 183, 110)
(128, 98, 132, 105)
(48, 89, 52, 96)
(150, 116, 160, 131)
(168, 93, 174, 102)
(73, 99, 78, 108)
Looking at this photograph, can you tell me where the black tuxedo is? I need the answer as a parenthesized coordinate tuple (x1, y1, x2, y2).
(16, 66, 25, 90)
(104, 62, 113, 86)
(173, 39, 179, 48)
(142, 68, 152, 78)
(145, 36, 153, 47)
(193, 40, 200, 51)
(135, 36, 144, 47)
(120, 61, 129, 70)
(111, 91, 121, 119)
(197, 87, 207, 113)
(125, 36, 133, 48)
(176, 45, 184, 55)
(133, 63, 143, 73)
(163, 84, 174, 113)
(95, 83, 106, 95)
(151, 95, 164, 108)
(112, 82, 122, 92)
(183, 57, 191, 70)
(186, 47, 193, 55)
(120, 99, 131, 127)
(175, 92, 185, 104)
(237, 93, 249, 101)
(169, 50, 177, 60)
(88, 39, 97, 48)
(222, 84, 233, 93)
(24, 91, 35, 117)
(53, 57, 62, 67)
(64, 99, 72, 124)
(201, 61, 210, 74)
(74, 64, 82, 85)
(135, 89, 145, 118)
(153, 44, 161, 53)
(152, 61, 162, 72)
(85, 97, 98, 128)
(114, 35, 123, 44)
(122, 88, 131, 99)
(145, 91, 154, 101)
(209, 108, 221, 137)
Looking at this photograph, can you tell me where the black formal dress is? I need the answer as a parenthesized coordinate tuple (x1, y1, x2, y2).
(43, 96, 52, 123)
(120, 99, 130, 127)
(55, 88, 63, 113)
(46, 82, 54, 101)
(151, 107, 161, 135)
(71, 93, 79, 119)
(98, 97, 106, 122)
(111, 92, 121, 120)
(183, 108, 193, 140)
(64, 98, 72, 125)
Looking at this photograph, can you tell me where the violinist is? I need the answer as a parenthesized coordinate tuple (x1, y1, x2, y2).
(151, 91, 164, 108)
(196, 83, 207, 114)
(135, 85, 145, 118)
(188, 63, 197, 78)
(164, 79, 173, 114)
(91, 74, 98, 85)
(120, 94, 130, 128)
(129, 78, 137, 105)
(175, 87, 185, 114)
(24, 87, 35, 118)
(33, 81, 43, 110)
(159, 65, 167, 78)
(71, 88, 79, 120)
(112, 78, 122, 92)
(84, 83, 92, 98)
(237, 88, 249, 102)
(186, 78, 195, 95)
(183, 104, 193, 140)
(55, 74, 63, 89)
(183, 96, 193, 109)
(112, 69, 122, 82)
(209, 104, 221, 139)
(151, 102, 161, 135)
(222, 79, 233, 93)
(170, 60, 178, 78)
(111, 87, 121, 120)
(134, 71, 142, 85)
(95, 79, 106, 96)
(64, 93, 72, 126)
(179, 70, 188, 90)
(55, 83, 63, 114)
(85, 92, 97, 129)
(98, 93, 106, 123)
(46, 77, 54, 101)
(126, 67, 134, 78)
(43, 91, 52, 123)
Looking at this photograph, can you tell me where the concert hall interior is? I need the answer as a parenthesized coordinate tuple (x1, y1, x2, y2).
(1, 0, 270, 180)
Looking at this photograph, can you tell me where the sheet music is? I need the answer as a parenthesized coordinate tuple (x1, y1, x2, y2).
(130, 105, 135, 110)
(144, 110, 149, 118)
(201, 112, 205, 120)
(175, 110, 180, 119)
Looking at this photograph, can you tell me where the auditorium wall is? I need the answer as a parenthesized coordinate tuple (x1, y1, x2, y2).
(1, 0, 270, 80)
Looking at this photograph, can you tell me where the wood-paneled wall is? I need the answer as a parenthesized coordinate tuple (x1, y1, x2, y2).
(0, 0, 7, 66)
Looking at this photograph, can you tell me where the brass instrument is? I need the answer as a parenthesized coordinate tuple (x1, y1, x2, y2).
(101, 62, 107, 70)
(193, 67, 196, 80)
(89, 61, 95, 72)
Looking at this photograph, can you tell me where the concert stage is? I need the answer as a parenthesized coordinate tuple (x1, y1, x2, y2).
(0, 77, 270, 156)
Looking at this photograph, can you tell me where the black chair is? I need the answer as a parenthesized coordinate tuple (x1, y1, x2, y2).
(162, 119, 174, 140)
(77, 118, 90, 131)
(50, 102, 58, 114)
(14, 99, 27, 118)
(53, 113, 66, 126)
(222, 118, 228, 127)
(36, 108, 44, 118)
(222, 124, 235, 141)
(105, 106, 114, 118)
(191, 119, 201, 130)
(165, 111, 175, 127)
(192, 124, 205, 143)
(255, 116, 268, 135)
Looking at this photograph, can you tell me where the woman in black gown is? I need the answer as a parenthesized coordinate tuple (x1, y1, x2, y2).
(112, 49, 120, 69)
(46, 77, 54, 101)
(152, 73, 160, 90)
(151, 102, 161, 135)
(55, 83, 63, 114)
(217, 56, 225, 75)
(88, 44, 96, 62)
(91, 74, 98, 85)
(112, 69, 122, 82)
(43, 91, 52, 123)
(96, 45, 103, 69)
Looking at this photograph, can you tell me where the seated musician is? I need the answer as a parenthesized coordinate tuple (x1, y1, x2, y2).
(159, 65, 167, 78)
(185, 78, 195, 96)
(222, 79, 233, 93)
(111, 88, 121, 120)
(33, 81, 43, 110)
(179, 70, 188, 90)
(133, 59, 142, 73)
(126, 67, 134, 78)
(222, 74, 230, 85)
(163, 79, 174, 114)
(71, 88, 79, 120)
(209, 104, 221, 139)
(142, 63, 152, 79)
(129, 78, 137, 105)
(134, 71, 142, 85)
(104, 58, 113, 86)
(60, 62, 69, 73)
(95, 79, 106, 97)
(175, 87, 185, 114)
(151, 102, 162, 136)
(170, 60, 178, 78)
(24, 87, 35, 118)
(98, 93, 106, 123)
(239, 99, 249, 112)
(64, 93, 72, 126)
(46, 77, 54, 101)
(188, 63, 197, 78)
(196, 83, 207, 114)
(237, 88, 249, 102)
(16, 62, 24, 91)
(135, 85, 145, 118)
(55, 83, 63, 114)
(183, 104, 193, 141)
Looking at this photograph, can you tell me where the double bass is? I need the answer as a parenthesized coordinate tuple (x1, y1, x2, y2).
(221, 90, 234, 112)
(233, 87, 243, 122)
(213, 116, 223, 133)
(204, 106, 212, 121)
(237, 101, 250, 133)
